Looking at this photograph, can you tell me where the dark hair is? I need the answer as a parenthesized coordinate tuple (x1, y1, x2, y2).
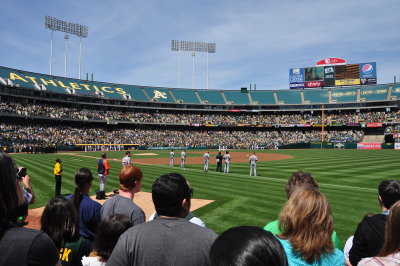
(56, 158, 61, 163)
(41, 196, 79, 249)
(72, 168, 94, 210)
(101, 153, 107, 159)
(125, 151, 131, 155)
(0, 153, 19, 229)
(210, 226, 288, 266)
(379, 200, 400, 256)
(94, 214, 133, 262)
(285, 171, 318, 199)
(378, 180, 400, 209)
(152, 173, 190, 217)
(119, 165, 143, 191)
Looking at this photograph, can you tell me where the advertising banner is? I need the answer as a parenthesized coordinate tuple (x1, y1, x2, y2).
(346, 123, 360, 126)
(361, 78, 377, 85)
(357, 143, 382, 149)
(324, 66, 335, 86)
(296, 124, 311, 127)
(289, 82, 304, 89)
(289, 68, 304, 83)
(305, 67, 324, 81)
(335, 79, 361, 86)
(359, 62, 377, 79)
(367, 122, 383, 127)
(316, 58, 346, 66)
(395, 143, 400, 150)
(305, 81, 324, 88)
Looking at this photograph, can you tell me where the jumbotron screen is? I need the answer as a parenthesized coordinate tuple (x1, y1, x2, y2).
(289, 62, 377, 89)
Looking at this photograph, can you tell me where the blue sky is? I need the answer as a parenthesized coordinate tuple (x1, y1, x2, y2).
(1, 0, 399, 90)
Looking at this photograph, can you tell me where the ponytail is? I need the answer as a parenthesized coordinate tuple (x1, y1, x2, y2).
(71, 168, 93, 210)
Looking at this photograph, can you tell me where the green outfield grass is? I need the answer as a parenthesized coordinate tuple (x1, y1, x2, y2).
(11, 149, 399, 245)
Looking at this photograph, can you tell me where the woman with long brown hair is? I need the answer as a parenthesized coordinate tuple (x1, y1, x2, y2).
(277, 187, 344, 265)
(67, 168, 101, 241)
(358, 200, 400, 265)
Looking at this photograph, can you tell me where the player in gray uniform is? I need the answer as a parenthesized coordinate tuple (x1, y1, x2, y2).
(203, 151, 210, 172)
(223, 151, 231, 173)
(249, 152, 258, 176)
(122, 151, 131, 167)
(170, 150, 175, 167)
(181, 150, 186, 168)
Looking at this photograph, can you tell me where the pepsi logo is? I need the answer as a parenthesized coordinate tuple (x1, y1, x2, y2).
(362, 64, 373, 74)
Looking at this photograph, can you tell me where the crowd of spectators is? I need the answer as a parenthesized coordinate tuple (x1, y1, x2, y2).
(0, 123, 363, 152)
(1, 101, 398, 126)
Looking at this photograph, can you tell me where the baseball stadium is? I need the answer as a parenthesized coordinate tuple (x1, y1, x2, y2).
(1, 1, 400, 264)
(1, 63, 399, 239)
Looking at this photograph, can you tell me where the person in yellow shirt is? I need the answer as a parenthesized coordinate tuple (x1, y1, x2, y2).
(54, 158, 63, 196)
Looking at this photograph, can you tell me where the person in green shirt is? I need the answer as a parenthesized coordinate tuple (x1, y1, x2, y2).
(263, 170, 343, 250)
(41, 196, 91, 266)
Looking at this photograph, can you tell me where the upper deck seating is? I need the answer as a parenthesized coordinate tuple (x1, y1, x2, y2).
(223, 90, 250, 105)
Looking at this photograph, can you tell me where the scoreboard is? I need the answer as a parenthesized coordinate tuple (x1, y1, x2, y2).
(289, 61, 377, 89)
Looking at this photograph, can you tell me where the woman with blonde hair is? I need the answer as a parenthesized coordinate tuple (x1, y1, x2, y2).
(358, 200, 400, 265)
(277, 187, 344, 265)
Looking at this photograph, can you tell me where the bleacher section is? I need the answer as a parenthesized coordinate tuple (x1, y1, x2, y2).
(390, 84, 400, 100)
(359, 85, 388, 102)
(122, 86, 149, 101)
(224, 90, 250, 105)
(303, 89, 329, 104)
(0, 66, 399, 107)
(143, 87, 175, 103)
(0, 68, 38, 90)
(172, 89, 200, 104)
(276, 90, 302, 104)
(330, 87, 358, 103)
(249, 91, 276, 104)
(197, 90, 225, 104)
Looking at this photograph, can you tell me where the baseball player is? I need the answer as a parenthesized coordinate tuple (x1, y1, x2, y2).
(249, 152, 258, 176)
(170, 150, 175, 167)
(216, 152, 223, 172)
(203, 151, 210, 172)
(181, 150, 186, 168)
(122, 151, 132, 167)
(223, 151, 231, 173)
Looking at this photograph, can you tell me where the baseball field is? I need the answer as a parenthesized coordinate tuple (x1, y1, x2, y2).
(12, 149, 399, 245)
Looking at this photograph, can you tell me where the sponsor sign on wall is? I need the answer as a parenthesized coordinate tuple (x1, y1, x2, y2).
(361, 78, 377, 85)
(289, 82, 304, 89)
(316, 58, 346, 66)
(289, 68, 304, 83)
(305, 81, 324, 88)
(357, 143, 382, 149)
(395, 143, 400, 150)
(335, 79, 361, 86)
(359, 62, 377, 79)
(367, 122, 383, 127)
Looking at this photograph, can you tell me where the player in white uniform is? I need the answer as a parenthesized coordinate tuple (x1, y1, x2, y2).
(181, 150, 186, 168)
(203, 151, 210, 172)
(223, 151, 231, 173)
(121, 151, 131, 167)
(170, 150, 175, 167)
(249, 152, 258, 176)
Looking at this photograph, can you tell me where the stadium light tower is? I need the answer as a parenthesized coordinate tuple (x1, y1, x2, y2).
(45, 16, 88, 78)
(171, 40, 216, 89)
